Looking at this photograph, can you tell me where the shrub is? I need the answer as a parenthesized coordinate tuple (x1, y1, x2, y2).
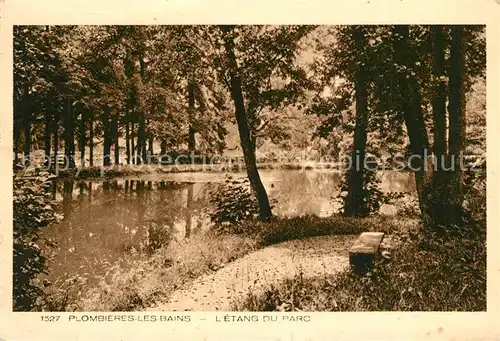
(13, 170, 61, 311)
(208, 175, 262, 233)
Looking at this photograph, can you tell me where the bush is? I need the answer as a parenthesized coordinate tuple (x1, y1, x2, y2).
(13, 170, 61, 311)
(208, 175, 263, 233)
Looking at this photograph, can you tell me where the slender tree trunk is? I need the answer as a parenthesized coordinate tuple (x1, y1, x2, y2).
(53, 114, 59, 170)
(44, 110, 52, 167)
(344, 27, 369, 217)
(428, 25, 451, 227)
(138, 55, 147, 165)
(221, 26, 272, 221)
(79, 110, 86, 168)
(160, 139, 167, 164)
(148, 137, 154, 155)
(89, 113, 94, 167)
(140, 115, 147, 164)
(446, 25, 467, 226)
(103, 106, 111, 167)
(431, 25, 448, 167)
(393, 25, 432, 220)
(188, 80, 196, 153)
(160, 140, 167, 155)
(131, 121, 136, 165)
(137, 116, 145, 165)
(112, 115, 119, 165)
(64, 97, 76, 168)
(125, 121, 131, 165)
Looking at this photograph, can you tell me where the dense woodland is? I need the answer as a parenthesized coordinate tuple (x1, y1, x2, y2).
(13, 25, 486, 311)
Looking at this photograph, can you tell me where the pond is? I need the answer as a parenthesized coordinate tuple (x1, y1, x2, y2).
(38, 169, 415, 286)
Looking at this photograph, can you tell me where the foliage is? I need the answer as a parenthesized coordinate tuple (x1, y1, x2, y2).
(208, 176, 262, 232)
(333, 166, 404, 216)
(13, 171, 61, 311)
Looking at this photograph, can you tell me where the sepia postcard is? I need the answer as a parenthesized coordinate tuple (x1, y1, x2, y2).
(1, 0, 499, 340)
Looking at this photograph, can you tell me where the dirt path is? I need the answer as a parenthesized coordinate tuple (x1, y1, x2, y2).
(147, 235, 355, 311)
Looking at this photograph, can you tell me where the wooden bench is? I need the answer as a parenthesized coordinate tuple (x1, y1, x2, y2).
(349, 232, 385, 274)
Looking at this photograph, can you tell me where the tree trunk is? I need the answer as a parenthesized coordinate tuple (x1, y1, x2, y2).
(344, 27, 369, 217)
(53, 114, 59, 171)
(79, 110, 86, 168)
(431, 25, 447, 167)
(138, 55, 147, 165)
(64, 97, 76, 169)
(112, 115, 119, 165)
(125, 121, 131, 165)
(141, 116, 147, 163)
(44, 110, 52, 167)
(188, 80, 196, 153)
(137, 116, 145, 165)
(89, 114, 94, 167)
(103, 106, 111, 167)
(446, 25, 467, 225)
(131, 121, 136, 165)
(221, 27, 273, 221)
(392, 25, 432, 220)
(428, 25, 451, 228)
(160, 140, 167, 155)
(148, 137, 154, 155)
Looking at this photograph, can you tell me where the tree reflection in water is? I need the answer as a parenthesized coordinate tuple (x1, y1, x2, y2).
(39, 170, 414, 288)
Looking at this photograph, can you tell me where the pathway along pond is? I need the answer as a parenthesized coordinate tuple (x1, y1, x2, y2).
(38, 169, 415, 288)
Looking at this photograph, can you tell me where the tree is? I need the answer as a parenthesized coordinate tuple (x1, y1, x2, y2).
(444, 25, 467, 225)
(209, 25, 315, 220)
(392, 25, 431, 217)
(344, 26, 369, 217)
(219, 26, 273, 220)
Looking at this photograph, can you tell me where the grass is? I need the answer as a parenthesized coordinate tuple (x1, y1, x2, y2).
(41, 232, 258, 311)
(250, 214, 412, 247)
(231, 220, 486, 312)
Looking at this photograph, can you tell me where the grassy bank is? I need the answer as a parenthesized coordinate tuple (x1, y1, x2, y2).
(40, 214, 411, 311)
(231, 221, 486, 311)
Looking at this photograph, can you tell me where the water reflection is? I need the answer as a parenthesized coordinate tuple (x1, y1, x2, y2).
(39, 170, 415, 285)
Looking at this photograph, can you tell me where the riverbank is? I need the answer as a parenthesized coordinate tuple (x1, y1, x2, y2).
(39, 214, 413, 311)
(44, 162, 344, 180)
(17, 161, 423, 181)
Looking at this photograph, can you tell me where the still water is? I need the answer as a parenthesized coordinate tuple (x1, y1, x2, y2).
(39, 170, 415, 285)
